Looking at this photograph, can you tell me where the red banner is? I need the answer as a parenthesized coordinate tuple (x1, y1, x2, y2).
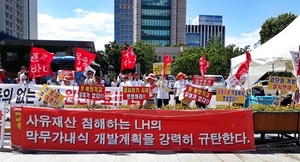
(75, 48, 96, 72)
(199, 54, 210, 76)
(29, 47, 54, 78)
(192, 75, 215, 86)
(11, 107, 255, 152)
(78, 85, 105, 100)
(183, 85, 213, 105)
(120, 46, 137, 71)
(122, 86, 149, 101)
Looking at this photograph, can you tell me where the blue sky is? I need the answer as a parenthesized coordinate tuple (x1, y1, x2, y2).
(38, 0, 300, 50)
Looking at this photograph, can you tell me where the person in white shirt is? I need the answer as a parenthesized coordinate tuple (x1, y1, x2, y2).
(125, 73, 139, 86)
(173, 72, 187, 105)
(140, 74, 148, 86)
(119, 75, 128, 88)
(111, 78, 118, 87)
(156, 75, 171, 108)
(133, 72, 142, 86)
(61, 76, 78, 86)
(143, 73, 158, 109)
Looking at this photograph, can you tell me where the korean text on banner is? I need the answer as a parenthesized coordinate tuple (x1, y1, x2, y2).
(192, 75, 215, 86)
(153, 62, 171, 75)
(17, 107, 255, 152)
(184, 85, 212, 105)
(216, 88, 245, 104)
(123, 86, 150, 101)
(78, 85, 105, 100)
(38, 85, 65, 108)
(268, 76, 297, 92)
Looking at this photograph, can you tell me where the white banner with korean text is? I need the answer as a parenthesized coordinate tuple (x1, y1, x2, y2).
(0, 84, 136, 119)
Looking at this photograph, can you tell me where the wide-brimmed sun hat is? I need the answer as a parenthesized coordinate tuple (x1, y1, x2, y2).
(176, 72, 185, 80)
(146, 73, 157, 81)
(63, 76, 71, 81)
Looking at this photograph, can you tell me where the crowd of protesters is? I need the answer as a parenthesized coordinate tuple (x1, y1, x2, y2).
(1, 66, 207, 109)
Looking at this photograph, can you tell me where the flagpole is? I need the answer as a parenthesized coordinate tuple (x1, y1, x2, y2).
(25, 44, 34, 106)
(73, 45, 77, 106)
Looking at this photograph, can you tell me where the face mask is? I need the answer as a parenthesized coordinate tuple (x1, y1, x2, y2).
(0, 73, 5, 80)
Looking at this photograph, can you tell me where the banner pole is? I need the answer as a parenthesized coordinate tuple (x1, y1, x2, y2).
(0, 102, 6, 147)
(25, 44, 33, 106)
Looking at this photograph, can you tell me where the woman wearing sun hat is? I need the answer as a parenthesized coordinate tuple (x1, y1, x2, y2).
(143, 73, 158, 108)
(173, 72, 187, 105)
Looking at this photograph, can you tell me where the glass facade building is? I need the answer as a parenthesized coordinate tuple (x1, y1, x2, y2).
(114, 0, 134, 45)
(186, 15, 225, 47)
(115, 0, 186, 46)
(0, 0, 37, 39)
(140, 0, 171, 46)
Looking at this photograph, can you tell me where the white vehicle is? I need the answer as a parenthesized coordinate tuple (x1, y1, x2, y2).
(206, 75, 227, 94)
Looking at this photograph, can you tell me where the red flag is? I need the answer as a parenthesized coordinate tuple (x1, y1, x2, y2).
(297, 56, 300, 76)
(199, 54, 210, 76)
(235, 51, 252, 80)
(163, 51, 172, 75)
(121, 46, 136, 72)
(29, 47, 54, 78)
(75, 47, 96, 72)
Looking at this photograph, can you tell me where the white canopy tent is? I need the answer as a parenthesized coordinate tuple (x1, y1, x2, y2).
(231, 15, 300, 88)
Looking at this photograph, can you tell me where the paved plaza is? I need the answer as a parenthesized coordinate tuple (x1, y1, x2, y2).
(1, 149, 300, 162)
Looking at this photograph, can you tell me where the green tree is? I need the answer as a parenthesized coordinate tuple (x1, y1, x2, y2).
(172, 36, 244, 76)
(172, 47, 203, 75)
(132, 41, 158, 74)
(259, 12, 297, 44)
(104, 41, 122, 74)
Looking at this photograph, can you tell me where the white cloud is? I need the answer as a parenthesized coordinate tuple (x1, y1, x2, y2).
(38, 9, 114, 51)
(225, 29, 261, 50)
(73, 8, 88, 14)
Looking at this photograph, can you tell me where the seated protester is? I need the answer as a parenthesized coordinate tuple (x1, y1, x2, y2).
(84, 70, 97, 85)
(61, 76, 77, 86)
(111, 78, 118, 87)
(19, 71, 29, 84)
(47, 74, 60, 85)
(28, 78, 36, 84)
(77, 75, 86, 85)
(143, 73, 158, 109)
(12, 77, 19, 84)
(0, 68, 12, 84)
(281, 94, 293, 106)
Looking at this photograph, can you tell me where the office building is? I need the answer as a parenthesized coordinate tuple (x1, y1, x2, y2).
(186, 15, 225, 47)
(133, 0, 186, 46)
(0, 0, 37, 39)
(114, 0, 134, 45)
(114, 0, 186, 46)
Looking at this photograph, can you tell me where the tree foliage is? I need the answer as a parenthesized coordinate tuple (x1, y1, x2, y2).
(104, 40, 158, 75)
(132, 41, 158, 74)
(259, 12, 297, 44)
(172, 36, 244, 77)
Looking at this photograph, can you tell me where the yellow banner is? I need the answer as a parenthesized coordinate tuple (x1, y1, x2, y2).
(268, 76, 297, 91)
(38, 84, 65, 108)
(216, 88, 245, 104)
(153, 62, 171, 75)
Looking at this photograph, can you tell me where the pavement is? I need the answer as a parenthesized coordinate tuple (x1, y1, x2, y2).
(0, 149, 300, 162)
